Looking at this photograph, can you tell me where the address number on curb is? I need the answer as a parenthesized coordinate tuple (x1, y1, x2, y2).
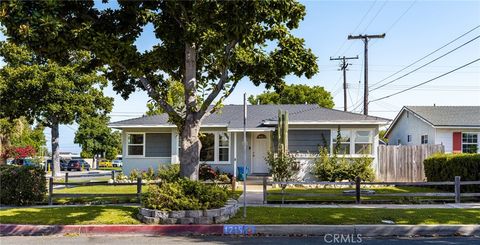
(223, 225, 256, 235)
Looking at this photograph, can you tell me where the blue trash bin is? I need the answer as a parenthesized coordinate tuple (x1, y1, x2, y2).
(237, 166, 249, 181)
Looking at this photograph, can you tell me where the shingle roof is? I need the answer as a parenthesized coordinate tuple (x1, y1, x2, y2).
(109, 104, 390, 129)
(406, 106, 480, 127)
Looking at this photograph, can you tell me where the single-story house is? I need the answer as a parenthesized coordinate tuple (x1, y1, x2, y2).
(385, 106, 480, 153)
(109, 104, 390, 179)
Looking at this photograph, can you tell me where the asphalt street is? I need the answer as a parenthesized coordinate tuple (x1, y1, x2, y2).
(1, 235, 479, 245)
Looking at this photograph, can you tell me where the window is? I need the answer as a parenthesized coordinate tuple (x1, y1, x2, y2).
(397, 139, 402, 145)
(218, 133, 229, 161)
(199, 132, 230, 163)
(354, 130, 373, 154)
(421, 135, 428, 144)
(407, 135, 412, 143)
(462, 133, 478, 153)
(127, 134, 144, 156)
(332, 130, 351, 154)
(200, 133, 215, 161)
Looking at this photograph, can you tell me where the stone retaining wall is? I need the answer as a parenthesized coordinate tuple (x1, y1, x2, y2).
(137, 199, 239, 224)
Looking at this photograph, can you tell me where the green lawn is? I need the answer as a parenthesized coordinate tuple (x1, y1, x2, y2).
(267, 186, 450, 203)
(97, 167, 122, 171)
(227, 207, 480, 224)
(0, 206, 140, 225)
(54, 185, 137, 194)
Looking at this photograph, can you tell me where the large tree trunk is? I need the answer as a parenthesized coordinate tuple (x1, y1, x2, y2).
(179, 118, 201, 180)
(51, 121, 61, 177)
(178, 42, 203, 180)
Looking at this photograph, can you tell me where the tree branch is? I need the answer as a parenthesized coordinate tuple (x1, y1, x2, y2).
(198, 40, 238, 119)
(139, 77, 182, 123)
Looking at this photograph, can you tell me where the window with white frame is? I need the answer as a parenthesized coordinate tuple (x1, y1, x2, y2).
(421, 135, 428, 144)
(354, 130, 373, 154)
(127, 134, 144, 156)
(199, 132, 230, 163)
(462, 133, 478, 153)
(332, 130, 351, 154)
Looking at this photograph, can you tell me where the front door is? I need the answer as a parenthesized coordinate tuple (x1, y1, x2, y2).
(252, 132, 270, 174)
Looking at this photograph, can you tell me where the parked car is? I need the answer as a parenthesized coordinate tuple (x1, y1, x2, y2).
(12, 158, 36, 166)
(112, 160, 123, 168)
(98, 159, 113, 168)
(67, 159, 90, 171)
(46, 159, 68, 171)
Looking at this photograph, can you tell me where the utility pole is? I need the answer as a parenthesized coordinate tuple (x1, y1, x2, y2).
(330, 55, 358, 111)
(348, 33, 385, 115)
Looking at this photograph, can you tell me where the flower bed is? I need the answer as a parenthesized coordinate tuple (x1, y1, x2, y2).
(137, 199, 239, 224)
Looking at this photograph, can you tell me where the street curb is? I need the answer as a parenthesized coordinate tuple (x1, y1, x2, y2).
(1, 224, 479, 237)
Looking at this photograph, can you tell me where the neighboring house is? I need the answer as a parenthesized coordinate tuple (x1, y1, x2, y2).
(385, 106, 480, 153)
(109, 104, 389, 178)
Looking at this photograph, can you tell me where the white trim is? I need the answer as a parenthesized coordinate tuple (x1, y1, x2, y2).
(125, 132, 145, 157)
(263, 121, 389, 125)
(199, 131, 231, 164)
(110, 124, 227, 129)
(330, 128, 375, 157)
(228, 128, 276, 132)
(434, 126, 480, 129)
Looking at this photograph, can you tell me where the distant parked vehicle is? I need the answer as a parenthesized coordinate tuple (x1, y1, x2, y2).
(67, 159, 90, 171)
(112, 160, 123, 168)
(12, 158, 36, 166)
(98, 159, 113, 168)
(46, 159, 68, 171)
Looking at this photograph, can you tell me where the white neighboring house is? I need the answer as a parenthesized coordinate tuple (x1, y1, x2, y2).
(109, 104, 390, 178)
(385, 106, 480, 153)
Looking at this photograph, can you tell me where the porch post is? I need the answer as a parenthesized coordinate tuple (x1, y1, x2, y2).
(233, 132, 237, 190)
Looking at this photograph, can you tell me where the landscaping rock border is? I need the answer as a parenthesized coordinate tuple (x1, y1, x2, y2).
(137, 199, 239, 224)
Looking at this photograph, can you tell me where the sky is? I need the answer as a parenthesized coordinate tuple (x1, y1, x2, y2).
(2, 0, 480, 153)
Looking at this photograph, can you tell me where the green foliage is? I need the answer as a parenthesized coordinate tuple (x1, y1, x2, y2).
(248, 84, 334, 108)
(157, 165, 180, 183)
(313, 147, 375, 182)
(424, 153, 480, 192)
(0, 165, 46, 205)
(266, 152, 300, 182)
(146, 79, 185, 116)
(129, 169, 139, 182)
(74, 115, 121, 161)
(379, 129, 388, 143)
(0, 117, 46, 162)
(142, 167, 156, 181)
(142, 179, 228, 211)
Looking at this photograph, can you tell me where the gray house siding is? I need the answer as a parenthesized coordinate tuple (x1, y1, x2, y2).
(388, 110, 435, 146)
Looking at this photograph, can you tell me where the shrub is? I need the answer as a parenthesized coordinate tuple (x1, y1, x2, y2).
(216, 174, 231, 183)
(142, 167, 155, 181)
(313, 147, 375, 182)
(424, 153, 480, 192)
(157, 164, 180, 182)
(129, 169, 139, 181)
(142, 178, 228, 211)
(199, 163, 217, 181)
(0, 165, 46, 205)
(266, 151, 300, 182)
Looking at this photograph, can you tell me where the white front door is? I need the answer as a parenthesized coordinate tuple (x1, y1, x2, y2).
(252, 132, 270, 174)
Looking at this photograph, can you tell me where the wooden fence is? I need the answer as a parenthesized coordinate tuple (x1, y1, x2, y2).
(376, 144, 444, 182)
(263, 176, 480, 205)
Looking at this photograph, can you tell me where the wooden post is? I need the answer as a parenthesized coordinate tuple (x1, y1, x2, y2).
(455, 176, 461, 204)
(48, 177, 53, 205)
(65, 172, 69, 189)
(112, 170, 116, 186)
(355, 176, 361, 204)
(231, 176, 236, 192)
(263, 177, 267, 204)
(137, 177, 142, 203)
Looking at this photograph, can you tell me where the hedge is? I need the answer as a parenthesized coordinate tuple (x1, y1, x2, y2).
(0, 165, 46, 205)
(424, 153, 480, 192)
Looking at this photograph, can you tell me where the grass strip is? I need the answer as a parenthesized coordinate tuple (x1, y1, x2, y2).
(227, 207, 480, 225)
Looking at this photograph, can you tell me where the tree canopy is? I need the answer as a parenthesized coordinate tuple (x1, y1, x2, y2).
(75, 115, 121, 162)
(1, 1, 319, 179)
(248, 84, 334, 108)
(0, 117, 46, 163)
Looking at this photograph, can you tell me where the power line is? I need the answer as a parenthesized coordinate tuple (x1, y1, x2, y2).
(370, 34, 480, 92)
(370, 25, 480, 89)
(361, 0, 388, 33)
(383, 0, 416, 34)
(370, 57, 480, 103)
